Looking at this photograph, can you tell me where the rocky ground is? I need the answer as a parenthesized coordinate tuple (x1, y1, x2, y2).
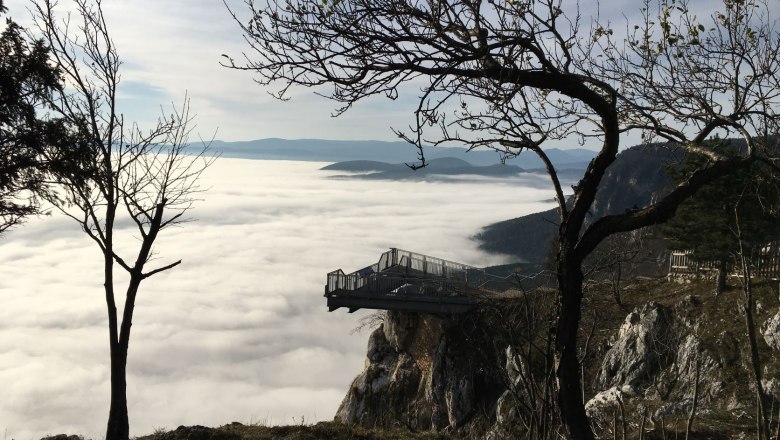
(336, 277, 780, 439)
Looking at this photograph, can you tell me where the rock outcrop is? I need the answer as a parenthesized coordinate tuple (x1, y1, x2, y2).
(335, 310, 502, 432)
(592, 302, 676, 393)
(586, 297, 742, 421)
(763, 310, 780, 351)
(337, 287, 780, 437)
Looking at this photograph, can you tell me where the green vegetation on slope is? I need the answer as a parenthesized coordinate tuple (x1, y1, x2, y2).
(474, 144, 680, 263)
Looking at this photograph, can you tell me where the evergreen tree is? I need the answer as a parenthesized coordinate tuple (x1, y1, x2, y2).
(663, 143, 780, 293)
(0, 1, 87, 234)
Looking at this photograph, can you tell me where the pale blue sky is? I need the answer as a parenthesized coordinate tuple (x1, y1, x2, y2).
(4, 0, 725, 146)
(5, 0, 439, 142)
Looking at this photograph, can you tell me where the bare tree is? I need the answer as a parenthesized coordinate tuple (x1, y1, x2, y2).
(732, 183, 778, 440)
(30, 1, 216, 439)
(582, 229, 656, 310)
(225, 0, 780, 437)
(469, 282, 561, 439)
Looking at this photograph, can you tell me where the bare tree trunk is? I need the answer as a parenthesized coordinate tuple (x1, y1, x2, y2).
(685, 353, 700, 440)
(715, 258, 728, 296)
(613, 261, 623, 308)
(618, 397, 627, 440)
(105, 220, 156, 440)
(105, 279, 141, 440)
(542, 332, 555, 440)
(555, 255, 593, 440)
(106, 341, 129, 440)
(613, 409, 618, 440)
(736, 220, 769, 439)
(743, 272, 769, 439)
(661, 415, 667, 440)
(579, 317, 596, 404)
(102, 212, 128, 440)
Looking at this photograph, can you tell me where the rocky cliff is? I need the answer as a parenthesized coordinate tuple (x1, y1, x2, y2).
(336, 279, 780, 438)
(336, 295, 559, 437)
(335, 310, 505, 433)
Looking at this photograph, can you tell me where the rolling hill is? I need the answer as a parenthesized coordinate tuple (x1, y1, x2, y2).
(211, 138, 597, 168)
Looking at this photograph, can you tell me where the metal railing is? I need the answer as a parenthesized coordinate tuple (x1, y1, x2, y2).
(326, 248, 559, 300)
(376, 248, 477, 279)
(326, 248, 501, 297)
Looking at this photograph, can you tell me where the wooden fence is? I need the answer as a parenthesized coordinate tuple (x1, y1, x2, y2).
(668, 240, 780, 279)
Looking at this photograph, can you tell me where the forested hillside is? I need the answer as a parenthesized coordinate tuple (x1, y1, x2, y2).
(474, 145, 682, 263)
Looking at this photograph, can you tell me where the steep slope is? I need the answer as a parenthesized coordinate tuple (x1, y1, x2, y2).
(474, 144, 681, 263)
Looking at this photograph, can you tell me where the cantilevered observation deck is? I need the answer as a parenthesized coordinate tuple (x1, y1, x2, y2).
(324, 248, 543, 315)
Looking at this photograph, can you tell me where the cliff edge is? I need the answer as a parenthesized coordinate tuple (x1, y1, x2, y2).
(336, 279, 780, 438)
(335, 310, 504, 433)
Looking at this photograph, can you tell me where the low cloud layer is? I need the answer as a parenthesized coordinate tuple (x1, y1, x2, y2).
(0, 159, 554, 439)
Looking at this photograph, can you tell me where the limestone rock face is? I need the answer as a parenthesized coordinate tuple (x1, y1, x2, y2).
(593, 302, 676, 392)
(485, 347, 521, 438)
(587, 299, 736, 421)
(383, 310, 418, 352)
(335, 311, 491, 431)
(339, 297, 769, 436)
(672, 334, 721, 401)
(763, 310, 780, 351)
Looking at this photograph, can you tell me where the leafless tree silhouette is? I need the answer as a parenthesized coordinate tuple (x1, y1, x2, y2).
(31, 1, 216, 439)
(225, 0, 780, 436)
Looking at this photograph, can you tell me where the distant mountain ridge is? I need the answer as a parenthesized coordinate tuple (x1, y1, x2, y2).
(211, 138, 597, 168)
(321, 157, 526, 180)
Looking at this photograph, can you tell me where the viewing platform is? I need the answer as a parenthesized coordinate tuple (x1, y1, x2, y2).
(324, 248, 549, 315)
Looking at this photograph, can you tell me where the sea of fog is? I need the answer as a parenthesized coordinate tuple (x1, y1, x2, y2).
(0, 158, 557, 439)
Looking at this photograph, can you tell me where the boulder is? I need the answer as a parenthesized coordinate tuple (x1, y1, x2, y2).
(593, 302, 676, 392)
(585, 386, 634, 418)
(763, 310, 780, 351)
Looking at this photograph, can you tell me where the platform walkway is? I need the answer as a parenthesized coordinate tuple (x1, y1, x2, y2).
(324, 248, 554, 315)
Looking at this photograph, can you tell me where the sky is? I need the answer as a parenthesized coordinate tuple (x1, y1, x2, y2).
(3, 0, 440, 143)
(0, 159, 556, 439)
(1, 0, 662, 146)
(2, 0, 726, 146)
(0, 0, 742, 437)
